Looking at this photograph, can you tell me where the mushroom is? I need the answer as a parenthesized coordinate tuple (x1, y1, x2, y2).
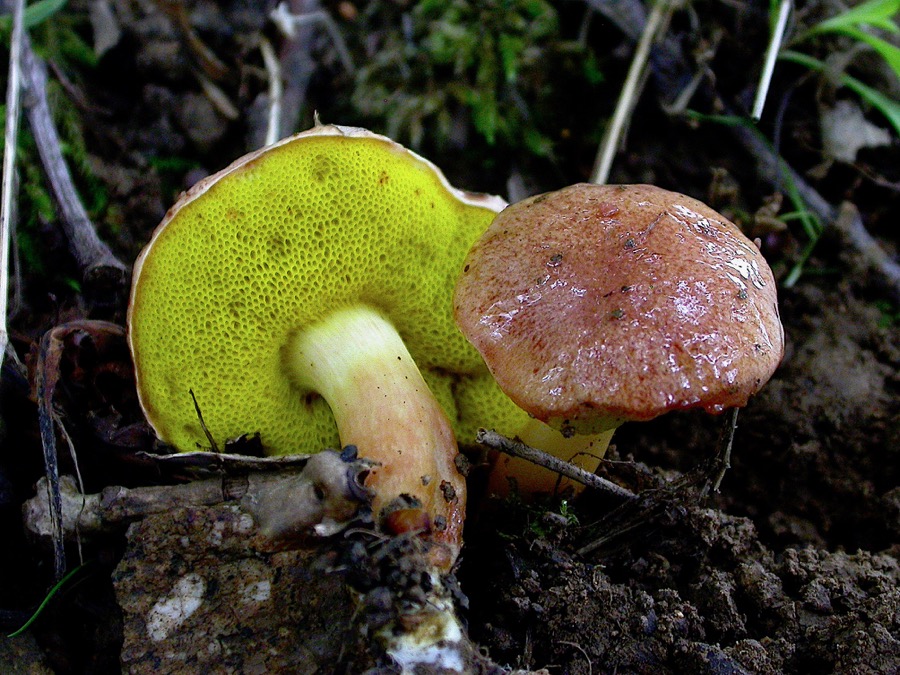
(454, 183, 784, 493)
(127, 124, 508, 561)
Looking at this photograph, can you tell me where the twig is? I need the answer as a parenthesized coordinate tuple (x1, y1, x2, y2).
(196, 72, 240, 121)
(476, 428, 636, 502)
(831, 201, 900, 303)
(35, 327, 66, 581)
(20, 36, 127, 295)
(559, 640, 592, 675)
(577, 409, 744, 558)
(260, 37, 283, 146)
(56, 418, 86, 565)
(23, 450, 371, 542)
(591, 0, 672, 184)
(731, 124, 900, 301)
(271, 2, 355, 76)
(189, 388, 220, 453)
(269, 1, 355, 139)
(31, 320, 127, 580)
(710, 408, 739, 494)
(153, 0, 228, 81)
(0, 0, 25, 375)
(752, 0, 793, 121)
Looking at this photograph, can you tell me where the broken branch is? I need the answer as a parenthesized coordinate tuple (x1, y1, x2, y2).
(23, 450, 372, 544)
(20, 34, 127, 296)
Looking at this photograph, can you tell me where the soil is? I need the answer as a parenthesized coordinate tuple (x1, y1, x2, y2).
(463, 279, 900, 674)
(0, 1, 897, 674)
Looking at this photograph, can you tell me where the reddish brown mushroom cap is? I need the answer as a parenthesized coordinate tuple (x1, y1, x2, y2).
(454, 183, 784, 434)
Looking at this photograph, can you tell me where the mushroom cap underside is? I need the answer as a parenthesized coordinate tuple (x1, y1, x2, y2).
(128, 125, 509, 454)
(454, 183, 785, 431)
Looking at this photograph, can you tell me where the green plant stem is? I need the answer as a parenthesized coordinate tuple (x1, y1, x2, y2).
(7, 562, 92, 638)
(0, 0, 66, 32)
(779, 50, 900, 136)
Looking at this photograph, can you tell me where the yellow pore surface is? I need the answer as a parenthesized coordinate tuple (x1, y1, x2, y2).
(129, 131, 523, 455)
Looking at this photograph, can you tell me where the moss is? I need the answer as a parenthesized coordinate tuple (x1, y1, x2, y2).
(350, 0, 602, 163)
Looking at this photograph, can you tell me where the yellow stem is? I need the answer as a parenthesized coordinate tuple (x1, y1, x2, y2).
(286, 305, 465, 562)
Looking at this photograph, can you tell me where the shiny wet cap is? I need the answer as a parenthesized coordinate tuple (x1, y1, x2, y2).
(454, 183, 784, 435)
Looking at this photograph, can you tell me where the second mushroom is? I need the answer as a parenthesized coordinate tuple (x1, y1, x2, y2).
(454, 183, 785, 493)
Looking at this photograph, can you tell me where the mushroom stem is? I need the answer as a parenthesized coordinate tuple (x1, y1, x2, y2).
(488, 419, 618, 496)
(286, 305, 465, 562)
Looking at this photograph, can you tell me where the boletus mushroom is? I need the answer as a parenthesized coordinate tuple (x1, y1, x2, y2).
(127, 124, 508, 562)
(454, 183, 784, 493)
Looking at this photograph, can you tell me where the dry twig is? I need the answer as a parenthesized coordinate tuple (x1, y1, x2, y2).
(0, 0, 25, 373)
(32, 320, 130, 579)
(708, 407, 739, 494)
(577, 409, 742, 559)
(19, 34, 127, 299)
(259, 37, 283, 146)
(476, 428, 636, 502)
(268, 1, 355, 139)
(33, 323, 77, 579)
(732, 125, 900, 302)
(595, 0, 899, 302)
(23, 450, 372, 543)
(591, 0, 674, 184)
(752, 0, 793, 121)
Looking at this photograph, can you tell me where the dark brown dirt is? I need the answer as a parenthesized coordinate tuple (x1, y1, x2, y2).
(461, 272, 899, 673)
